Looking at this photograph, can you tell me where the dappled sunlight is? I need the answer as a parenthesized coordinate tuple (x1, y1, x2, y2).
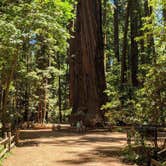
(3, 128, 134, 166)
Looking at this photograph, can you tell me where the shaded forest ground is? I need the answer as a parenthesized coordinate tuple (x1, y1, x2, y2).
(3, 125, 135, 166)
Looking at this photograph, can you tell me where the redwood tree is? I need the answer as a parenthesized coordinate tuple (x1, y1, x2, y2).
(121, 0, 130, 84)
(130, 0, 139, 87)
(113, 0, 120, 62)
(69, 0, 106, 126)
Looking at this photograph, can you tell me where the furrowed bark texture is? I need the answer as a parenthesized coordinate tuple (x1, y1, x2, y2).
(69, 0, 106, 126)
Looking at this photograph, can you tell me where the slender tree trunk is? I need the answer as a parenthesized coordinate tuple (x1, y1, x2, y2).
(162, 0, 166, 46)
(36, 35, 49, 124)
(163, 1, 166, 23)
(0, 86, 2, 113)
(113, 0, 120, 62)
(43, 78, 47, 124)
(25, 45, 29, 124)
(103, 0, 107, 27)
(130, 0, 139, 87)
(138, 4, 145, 64)
(58, 76, 62, 123)
(144, 0, 156, 64)
(121, 0, 130, 84)
(64, 63, 69, 109)
(57, 54, 62, 123)
(144, 0, 150, 16)
(2, 50, 18, 131)
(69, 0, 107, 126)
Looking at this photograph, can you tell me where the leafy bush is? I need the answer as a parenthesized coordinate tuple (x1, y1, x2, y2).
(135, 56, 166, 125)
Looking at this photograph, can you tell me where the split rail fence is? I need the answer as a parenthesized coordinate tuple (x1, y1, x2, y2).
(0, 131, 16, 158)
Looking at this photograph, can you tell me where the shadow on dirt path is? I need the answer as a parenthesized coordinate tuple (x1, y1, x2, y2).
(3, 126, 135, 166)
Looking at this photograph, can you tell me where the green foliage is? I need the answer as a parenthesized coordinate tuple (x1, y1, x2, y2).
(122, 146, 139, 164)
(135, 56, 166, 124)
(103, 0, 166, 126)
(0, 0, 73, 124)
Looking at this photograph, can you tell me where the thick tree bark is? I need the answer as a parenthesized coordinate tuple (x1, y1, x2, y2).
(69, 0, 107, 126)
(103, 0, 107, 72)
(113, 0, 120, 62)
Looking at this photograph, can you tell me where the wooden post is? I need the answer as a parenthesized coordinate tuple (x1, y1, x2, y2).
(140, 133, 144, 146)
(127, 129, 131, 146)
(154, 127, 158, 160)
(147, 150, 151, 166)
(8, 132, 11, 151)
(15, 129, 20, 145)
(4, 132, 7, 150)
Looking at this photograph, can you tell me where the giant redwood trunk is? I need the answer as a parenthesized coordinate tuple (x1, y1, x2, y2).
(69, 0, 106, 126)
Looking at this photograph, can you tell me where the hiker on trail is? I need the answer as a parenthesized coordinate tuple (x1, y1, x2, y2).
(76, 120, 86, 134)
(76, 120, 81, 133)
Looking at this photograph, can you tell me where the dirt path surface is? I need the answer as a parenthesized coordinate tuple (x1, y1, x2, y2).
(3, 126, 135, 166)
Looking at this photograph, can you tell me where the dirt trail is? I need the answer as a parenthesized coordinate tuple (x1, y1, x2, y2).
(3, 126, 135, 166)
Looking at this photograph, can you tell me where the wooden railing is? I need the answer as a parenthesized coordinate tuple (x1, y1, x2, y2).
(150, 148, 166, 166)
(126, 125, 166, 147)
(0, 132, 16, 158)
(126, 125, 166, 166)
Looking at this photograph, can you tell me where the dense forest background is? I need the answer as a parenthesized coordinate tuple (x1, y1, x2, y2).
(0, 0, 165, 130)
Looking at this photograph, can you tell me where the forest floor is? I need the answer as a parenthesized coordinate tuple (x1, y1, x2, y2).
(3, 125, 136, 166)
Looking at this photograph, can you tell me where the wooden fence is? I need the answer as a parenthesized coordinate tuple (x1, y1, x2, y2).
(0, 132, 16, 158)
(126, 125, 166, 166)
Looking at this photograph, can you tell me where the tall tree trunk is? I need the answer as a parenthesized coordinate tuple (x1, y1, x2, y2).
(43, 78, 47, 124)
(138, 3, 145, 64)
(163, 1, 166, 23)
(58, 76, 62, 123)
(69, 0, 107, 126)
(57, 53, 62, 123)
(121, 0, 130, 84)
(103, 0, 107, 72)
(24, 43, 29, 123)
(2, 51, 18, 131)
(0, 86, 3, 113)
(162, 0, 166, 46)
(36, 35, 49, 124)
(144, 0, 156, 64)
(113, 0, 120, 62)
(130, 0, 139, 87)
(144, 0, 150, 16)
